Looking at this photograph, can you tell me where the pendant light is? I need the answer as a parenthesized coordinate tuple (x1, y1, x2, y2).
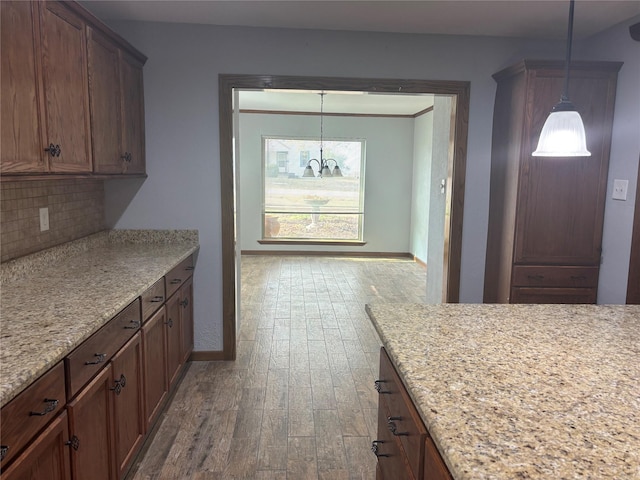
(532, 0, 590, 157)
(303, 92, 342, 177)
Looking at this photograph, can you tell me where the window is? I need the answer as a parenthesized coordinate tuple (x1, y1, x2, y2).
(263, 136, 365, 241)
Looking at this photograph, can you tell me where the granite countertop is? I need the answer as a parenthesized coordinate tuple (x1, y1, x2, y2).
(366, 303, 640, 480)
(0, 230, 199, 408)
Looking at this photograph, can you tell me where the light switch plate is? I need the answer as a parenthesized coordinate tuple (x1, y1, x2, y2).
(612, 179, 628, 201)
(39, 207, 49, 231)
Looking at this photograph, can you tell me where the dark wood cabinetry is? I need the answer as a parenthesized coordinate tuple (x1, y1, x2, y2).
(484, 60, 622, 304)
(0, 1, 46, 174)
(87, 28, 146, 175)
(0, 0, 146, 179)
(1, 411, 71, 480)
(142, 307, 169, 431)
(374, 348, 451, 480)
(39, 1, 92, 173)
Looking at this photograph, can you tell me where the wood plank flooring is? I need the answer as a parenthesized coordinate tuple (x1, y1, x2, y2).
(127, 255, 427, 479)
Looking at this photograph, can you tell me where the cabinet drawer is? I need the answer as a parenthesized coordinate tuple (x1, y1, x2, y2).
(374, 397, 415, 480)
(1, 362, 66, 468)
(141, 278, 165, 322)
(512, 266, 598, 287)
(166, 256, 194, 299)
(378, 348, 426, 480)
(66, 299, 141, 398)
(511, 287, 597, 304)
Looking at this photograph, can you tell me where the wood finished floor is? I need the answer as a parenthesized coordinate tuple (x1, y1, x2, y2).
(128, 255, 427, 480)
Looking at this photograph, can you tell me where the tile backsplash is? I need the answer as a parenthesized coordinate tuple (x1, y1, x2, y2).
(1, 179, 105, 262)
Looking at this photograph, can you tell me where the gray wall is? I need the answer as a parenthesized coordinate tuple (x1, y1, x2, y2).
(238, 113, 415, 252)
(103, 19, 638, 352)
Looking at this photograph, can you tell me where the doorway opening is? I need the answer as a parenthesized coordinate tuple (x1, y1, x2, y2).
(219, 75, 470, 359)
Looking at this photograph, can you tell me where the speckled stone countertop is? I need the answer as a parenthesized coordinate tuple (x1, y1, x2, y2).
(0, 230, 199, 408)
(366, 303, 640, 480)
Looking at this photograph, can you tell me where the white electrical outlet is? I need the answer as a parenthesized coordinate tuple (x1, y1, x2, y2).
(612, 179, 629, 201)
(39, 207, 49, 231)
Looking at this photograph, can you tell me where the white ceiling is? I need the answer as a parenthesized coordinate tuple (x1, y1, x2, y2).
(82, 0, 640, 40)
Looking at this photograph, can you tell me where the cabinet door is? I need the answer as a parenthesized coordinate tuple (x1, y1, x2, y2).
(165, 294, 183, 389)
(67, 364, 116, 480)
(515, 70, 617, 265)
(1, 411, 71, 480)
(39, 1, 92, 173)
(0, 1, 46, 173)
(87, 26, 123, 174)
(120, 52, 145, 174)
(142, 307, 168, 431)
(179, 277, 194, 364)
(111, 333, 145, 478)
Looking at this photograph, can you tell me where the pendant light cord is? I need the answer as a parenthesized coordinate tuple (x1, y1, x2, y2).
(320, 92, 324, 163)
(562, 0, 575, 102)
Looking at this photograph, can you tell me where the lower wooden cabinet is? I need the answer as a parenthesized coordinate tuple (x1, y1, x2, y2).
(179, 276, 194, 364)
(67, 364, 116, 480)
(165, 293, 183, 389)
(1, 411, 71, 480)
(374, 348, 451, 480)
(142, 307, 169, 431)
(111, 333, 145, 478)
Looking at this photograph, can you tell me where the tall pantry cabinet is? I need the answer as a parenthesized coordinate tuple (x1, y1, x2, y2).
(484, 60, 622, 304)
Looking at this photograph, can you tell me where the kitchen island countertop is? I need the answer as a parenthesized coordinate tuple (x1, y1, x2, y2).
(366, 303, 640, 479)
(0, 230, 199, 408)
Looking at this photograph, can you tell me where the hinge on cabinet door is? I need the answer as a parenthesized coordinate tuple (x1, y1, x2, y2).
(440, 178, 446, 194)
(0, 445, 8, 461)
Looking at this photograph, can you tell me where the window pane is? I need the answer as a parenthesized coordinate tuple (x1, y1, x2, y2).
(264, 137, 364, 241)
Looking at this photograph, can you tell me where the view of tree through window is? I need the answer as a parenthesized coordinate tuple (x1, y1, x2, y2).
(263, 137, 365, 241)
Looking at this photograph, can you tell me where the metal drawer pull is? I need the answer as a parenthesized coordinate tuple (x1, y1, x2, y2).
(124, 320, 140, 329)
(387, 416, 407, 436)
(44, 143, 61, 157)
(150, 296, 164, 303)
(570, 275, 587, 280)
(180, 298, 189, 308)
(0, 445, 8, 461)
(371, 440, 389, 457)
(374, 379, 389, 394)
(120, 152, 132, 162)
(29, 398, 59, 416)
(110, 374, 126, 395)
(85, 353, 106, 365)
(185, 266, 195, 271)
(165, 318, 174, 328)
(66, 436, 80, 451)
(527, 274, 545, 280)
(170, 278, 182, 285)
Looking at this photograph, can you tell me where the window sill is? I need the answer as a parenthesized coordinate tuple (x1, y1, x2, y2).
(257, 239, 367, 246)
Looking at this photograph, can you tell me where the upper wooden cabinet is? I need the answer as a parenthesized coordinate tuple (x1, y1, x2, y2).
(40, 1, 92, 173)
(484, 60, 622, 304)
(0, 1, 147, 178)
(0, 1, 46, 173)
(88, 28, 146, 174)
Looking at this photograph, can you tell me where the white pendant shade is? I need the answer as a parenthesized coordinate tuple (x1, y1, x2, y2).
(532, 110, 591, 157)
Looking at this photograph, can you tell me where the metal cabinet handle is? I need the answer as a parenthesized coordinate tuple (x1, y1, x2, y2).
(180, 298, 189, 308)
(185, 266, 195, 271)
(0, 445, 8, 461)
(170, 278, 182, 285)
(371, 440, 389, 457)
(150, 296, 164, 303)
(110, 374, 126, 395)
(374, 379, 389, 394)
(65, 436, 79, 451)
(44, 143, 61, 157)
(120, 152, 132, 162)
(570, 275, 586, 280)
(165, 318, 174, 328)
(387, 416, 407, 436)
(527, 274, 545, 280)
(85, 353, 106, 365)
(29, 398, 58, 416)
(124, 320, 140, 330)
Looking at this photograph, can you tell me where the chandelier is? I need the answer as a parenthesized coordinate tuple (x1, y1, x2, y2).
(303, 92, 343, 177)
